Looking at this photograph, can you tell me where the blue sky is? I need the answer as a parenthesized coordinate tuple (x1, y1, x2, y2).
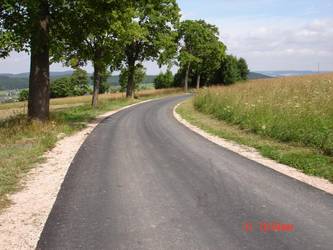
(0, 0, 332, 74)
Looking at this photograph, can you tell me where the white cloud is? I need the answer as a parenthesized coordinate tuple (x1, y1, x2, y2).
(211, 17, 333, 70)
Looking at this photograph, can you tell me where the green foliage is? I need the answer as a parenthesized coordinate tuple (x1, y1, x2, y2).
(238, 58, 250, 80)
(119, 65, 146, 92)
(154, 70, 174, 89)
(177, 20, 226, 88)
(212, 55, 242, 85)
(71, 68, 90, 96)
(50, 69, 90, 98)
(18, 89, 29, 102)
(123, 0, 180, 96)
(98, 69, 111, 94)
(50, 77, 72, 98)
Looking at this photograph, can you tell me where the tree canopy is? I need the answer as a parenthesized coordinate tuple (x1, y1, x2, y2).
(122, 0, 180, 97)
(178, 20, 226, 91)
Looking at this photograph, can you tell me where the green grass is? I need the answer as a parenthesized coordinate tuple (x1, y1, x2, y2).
(0, 89, 182, 209)
(177, 88, 333, 183)
(193, 74, 333, 157)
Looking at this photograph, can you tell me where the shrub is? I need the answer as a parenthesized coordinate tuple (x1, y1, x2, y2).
(18, 89, 29, 101)
(50, 69, 90, 98)
(50, 77, 73, 98)
(154, 70, 174, 89)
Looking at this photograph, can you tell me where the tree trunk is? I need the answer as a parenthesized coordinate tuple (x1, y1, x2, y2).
(92, 49, 103, 108)
(184, 63, 190, 93)
(92, 62, 101, 108)
(28, 0, 50, 121)
(196, 74, 201, 89)
(126, 60, 135, 98)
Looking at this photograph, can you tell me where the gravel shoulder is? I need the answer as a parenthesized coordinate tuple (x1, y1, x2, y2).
(0, 100, 154, 250)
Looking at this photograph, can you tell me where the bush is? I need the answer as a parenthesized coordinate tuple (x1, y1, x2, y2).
(18, 89, 29, 101)
(50, 69, 90, 98)
(50, 77, 73, 98)
(154, 70, 174, 89)
(71, 68, 91, 96)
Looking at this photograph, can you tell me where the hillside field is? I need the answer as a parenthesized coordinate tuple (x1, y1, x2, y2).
(178, 73, 333, 181)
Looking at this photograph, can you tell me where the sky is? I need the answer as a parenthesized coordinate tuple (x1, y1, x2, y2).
(0, 0, 332, 74)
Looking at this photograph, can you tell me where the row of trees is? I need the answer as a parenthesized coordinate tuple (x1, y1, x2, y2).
(1, 1, 249, 121)
(1, 0, 180, 121)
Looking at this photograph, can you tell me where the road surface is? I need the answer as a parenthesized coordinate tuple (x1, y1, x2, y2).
(38, 95, 333, 250)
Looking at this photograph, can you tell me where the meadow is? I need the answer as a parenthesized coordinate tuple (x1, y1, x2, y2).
(194, 74, 333, 156)
(0, 88, 181, 209)
(178, 73, 333, 181)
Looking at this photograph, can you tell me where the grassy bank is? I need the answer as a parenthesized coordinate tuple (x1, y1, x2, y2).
(177, 74, 333, 182)
(0, 88, 181, 209)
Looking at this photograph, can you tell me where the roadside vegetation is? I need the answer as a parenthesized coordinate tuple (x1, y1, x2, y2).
(178, 73, 333, 182)
(0, 88, 181, 209)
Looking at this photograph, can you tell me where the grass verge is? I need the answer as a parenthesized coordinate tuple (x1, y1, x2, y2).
(177, 100, 333, 183)
(0, 88, 182, 209)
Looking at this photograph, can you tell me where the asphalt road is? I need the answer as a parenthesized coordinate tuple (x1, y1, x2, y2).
(38, 95, 333, 250)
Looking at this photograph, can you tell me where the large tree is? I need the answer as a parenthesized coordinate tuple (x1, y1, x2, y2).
(54, 1, 132, 107)
(123, 0, 180, 98)
(178, 20, 226, 91)
(0, 1, 68, 120)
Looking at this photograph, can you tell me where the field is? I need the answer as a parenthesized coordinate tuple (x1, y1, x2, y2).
(0, 88, 170, 120)
(0, 88, 182, 209)
(178, 73, 333, 181)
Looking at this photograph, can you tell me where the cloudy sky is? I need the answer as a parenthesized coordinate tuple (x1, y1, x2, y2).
(0, 0, 332, 74)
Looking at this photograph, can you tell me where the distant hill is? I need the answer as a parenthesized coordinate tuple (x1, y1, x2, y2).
(248, 72, 272, 80)
(257, 71, 332, 77)
(0, 71, 158, 90)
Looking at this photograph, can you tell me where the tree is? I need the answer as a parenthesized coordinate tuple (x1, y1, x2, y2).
(178, 20, 211, 92)
(18, 89, 29, 102)
(238, 57, 249, 80)
(119, 65, 146, 93)
(123, 0, 180, 98)
(0, 1, 77, 120)
(50, 69, 90, 98)
(154, 70, 174, 89)
(71, 68, 90, 96)
(1, 1, 50, 120)
(213, 55, 242, 85)
(192, 24, 226, 89)
(50, 77, 72, 98)
(53, 1, 132, 107)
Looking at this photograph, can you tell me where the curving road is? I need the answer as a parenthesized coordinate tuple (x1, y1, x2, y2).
(38, 95, 333, 250)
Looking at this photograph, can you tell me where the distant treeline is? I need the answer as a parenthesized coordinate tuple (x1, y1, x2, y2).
(0, 72, 271, 91)
(0, 73, 158, 90)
